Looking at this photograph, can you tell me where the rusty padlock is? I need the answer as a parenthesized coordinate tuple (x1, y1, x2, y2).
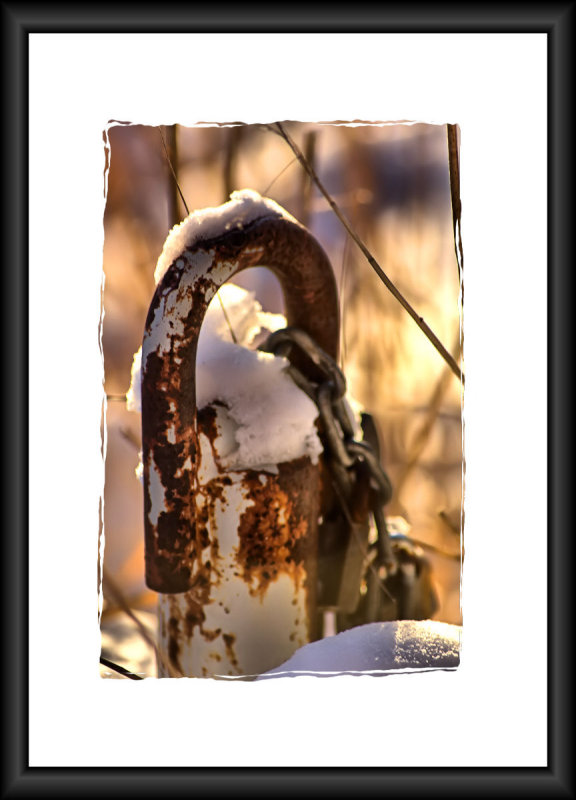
(141, 191, 339, 677)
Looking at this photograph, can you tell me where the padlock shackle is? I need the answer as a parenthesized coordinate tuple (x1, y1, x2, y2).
(142, 206, 339, 593)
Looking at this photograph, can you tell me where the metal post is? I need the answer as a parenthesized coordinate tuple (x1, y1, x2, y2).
(141, 194, 339, 677)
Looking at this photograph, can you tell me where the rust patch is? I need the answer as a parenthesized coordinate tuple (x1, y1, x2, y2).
(235, 456, 320, 636)
(222, 632, 239, 671)
(236, 475, 307, 598)
(159, 452, 323, 674)
(180, 595, 206, 639)
(167, 614, 183, 675)
(200, 627, 221, 643)
(163, 589, 225, 675)
(197, 404, 221, 446)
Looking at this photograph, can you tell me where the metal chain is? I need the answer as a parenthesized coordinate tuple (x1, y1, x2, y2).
(260, 326, 442, 630)
(260, 327, 392, 502)
(260, 327, 397, 609)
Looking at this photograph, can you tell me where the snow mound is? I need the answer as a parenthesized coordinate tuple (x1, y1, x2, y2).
(128, 283, 326, 471)
(256, 620, 461, 678)
(154, 189, 299, 284)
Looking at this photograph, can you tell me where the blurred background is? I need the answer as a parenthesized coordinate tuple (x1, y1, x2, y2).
(100, 121, 463, 679)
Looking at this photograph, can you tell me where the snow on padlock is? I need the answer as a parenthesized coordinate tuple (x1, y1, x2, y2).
(140, 191, 339, 677)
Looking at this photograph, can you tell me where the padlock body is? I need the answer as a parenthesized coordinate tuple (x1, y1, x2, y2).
(157, 404, 320, 677)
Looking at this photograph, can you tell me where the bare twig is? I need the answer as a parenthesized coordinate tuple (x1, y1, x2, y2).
(102, 570, 156, 651)
(223, 126, 242, 201)
(119, 426, 141, 451)
(263, 156, 298, 195)
(339, 234, 351, 372)
(158, 124, 237, 344)
(438, 509, 462, 536)
(393, 332, 462, 502)
(274, 122, 464, 385)
(158, 125, 189, 216)
(102, 567, 183, 678)
(447, 124, 464, 284)
(100, 656, 144, 680)
(216, 295, 238, 344)
(164, 125, 183, 225)
(401, 534, 462, 561)
(300, 129, 317, 228)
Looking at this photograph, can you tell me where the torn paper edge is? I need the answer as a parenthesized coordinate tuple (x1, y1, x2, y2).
(99, 118, 465, 678)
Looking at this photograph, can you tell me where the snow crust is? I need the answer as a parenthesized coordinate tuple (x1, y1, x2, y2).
(128, 283, 325, 471)
(154, 189, 299, 285)
(256, 620, 461, 678)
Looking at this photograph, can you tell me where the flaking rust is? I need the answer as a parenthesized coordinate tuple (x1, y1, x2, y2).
(144, 197, 339, 677)
(157, 412, 321, 677)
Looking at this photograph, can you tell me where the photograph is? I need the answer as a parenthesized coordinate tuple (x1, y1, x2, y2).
(99, 120, 464, 680)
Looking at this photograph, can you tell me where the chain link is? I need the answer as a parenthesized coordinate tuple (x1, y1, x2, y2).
(260, 327, 397, 607)
(260, 327, 392, 505)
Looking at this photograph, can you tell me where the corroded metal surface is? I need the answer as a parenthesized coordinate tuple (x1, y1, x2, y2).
(157, 410, 321, 677)
(142, 206, 339, 676)
(142, 214, 338, 594)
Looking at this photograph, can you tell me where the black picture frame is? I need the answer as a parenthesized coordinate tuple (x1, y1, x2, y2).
(3, 5, 572, 796)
